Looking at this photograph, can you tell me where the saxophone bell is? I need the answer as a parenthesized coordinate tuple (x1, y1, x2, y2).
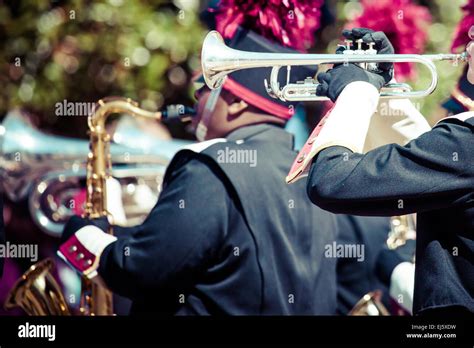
(4, 258, 71, 316)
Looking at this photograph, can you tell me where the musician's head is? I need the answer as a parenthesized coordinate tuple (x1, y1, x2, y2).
(192, 85, 286, 140)
(467, 26, 474, 84)
(193, 27, 316, 141)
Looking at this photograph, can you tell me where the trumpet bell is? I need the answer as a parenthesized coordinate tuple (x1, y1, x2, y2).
(5, 258, 71, 315)
(202, 30, 230, 89)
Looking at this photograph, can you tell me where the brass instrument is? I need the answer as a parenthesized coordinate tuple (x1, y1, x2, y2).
(0, 110, 191, 237)
(81, 97, 168, 315)
(201, 31, 468, 101)
(387, 215, 416, 250)
(349, 291, 389, 316)
(4, 259, 70, 315)
(5, 97, 191, 315)
(349, 215, 417, 316)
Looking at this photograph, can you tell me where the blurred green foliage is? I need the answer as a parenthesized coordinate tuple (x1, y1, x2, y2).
(0, 0, 468, 133)
(0, 0, 206, 135)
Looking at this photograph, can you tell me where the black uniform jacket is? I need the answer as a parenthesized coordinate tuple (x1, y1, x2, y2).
(335, 215, 391, 314)
(307, 116, 474, 314)
(99, 124, 338, 315)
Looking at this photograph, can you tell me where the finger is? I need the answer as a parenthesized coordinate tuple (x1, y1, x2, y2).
(343, 27, 373, 40)
(362, 31, 394, 54)
(317, 72, 331, 84)
(351, 27, 374, 38)
(316, 81, 329, 96)
(362, 31, 394, 71)
(341, 29, 353, 39)
(379, 69, 393, 84)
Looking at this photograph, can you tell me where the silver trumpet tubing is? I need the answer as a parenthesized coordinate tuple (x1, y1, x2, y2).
(0, 109, 193, 237)
(201, 31, 469, 101)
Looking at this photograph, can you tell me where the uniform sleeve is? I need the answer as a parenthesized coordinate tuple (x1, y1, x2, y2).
(307, 118, 474, 216)
(98, 154, 229, 299)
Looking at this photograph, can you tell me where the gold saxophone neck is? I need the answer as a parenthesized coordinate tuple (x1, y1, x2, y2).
(89, 97, 163, 131)
(83, 96, 166, 316)
(84, 97, 163, 220)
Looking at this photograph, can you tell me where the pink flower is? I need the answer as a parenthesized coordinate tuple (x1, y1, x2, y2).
(451, 0, 474, 52)
(213, 0, 324, 51)
(346, 0, 432, 81)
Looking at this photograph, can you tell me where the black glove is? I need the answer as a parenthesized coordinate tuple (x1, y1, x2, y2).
(61, 215, 109, 244)
(316, 28, 394, 102)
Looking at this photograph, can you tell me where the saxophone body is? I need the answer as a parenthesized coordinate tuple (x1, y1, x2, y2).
(81, 97, 165, 315)
(5, 97, 172, 315)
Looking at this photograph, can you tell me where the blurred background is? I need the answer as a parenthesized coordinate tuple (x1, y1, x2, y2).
(0, 0, 467, 132)
(0, 0, 470, 315)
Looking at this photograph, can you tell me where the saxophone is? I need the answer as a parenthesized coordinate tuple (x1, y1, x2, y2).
(80, 97, 167, 315)
(5, 97, 180, 315)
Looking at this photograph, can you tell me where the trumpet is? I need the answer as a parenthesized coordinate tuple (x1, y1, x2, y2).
(201, 31, 469, 102)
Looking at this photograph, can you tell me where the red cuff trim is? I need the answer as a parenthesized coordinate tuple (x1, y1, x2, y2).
(59, 235, 97, 275)
(223, 78, 294, 120)
(286, 105, 335, 183)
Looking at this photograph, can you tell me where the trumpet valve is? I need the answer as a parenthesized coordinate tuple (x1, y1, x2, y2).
(365, 42, 379, 72)
(343, 40, 354, 53)
(354, 39, 364, 54)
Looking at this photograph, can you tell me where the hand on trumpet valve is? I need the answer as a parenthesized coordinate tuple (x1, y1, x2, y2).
(341, 28, 395, 72)
(316, 28, 394, 102)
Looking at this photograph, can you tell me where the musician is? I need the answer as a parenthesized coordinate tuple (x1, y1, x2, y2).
(442, 66, 474, 116)
(442, 0, 474, 117)
(289, 28, 474, 315)
(58, 15, 339, 314)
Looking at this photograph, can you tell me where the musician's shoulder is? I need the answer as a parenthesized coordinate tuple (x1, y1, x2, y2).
(163, 138, 230, 184)
(436, 111, 474, 126)
(180, 138, 228, 153)
(165, 138, 227, 170)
